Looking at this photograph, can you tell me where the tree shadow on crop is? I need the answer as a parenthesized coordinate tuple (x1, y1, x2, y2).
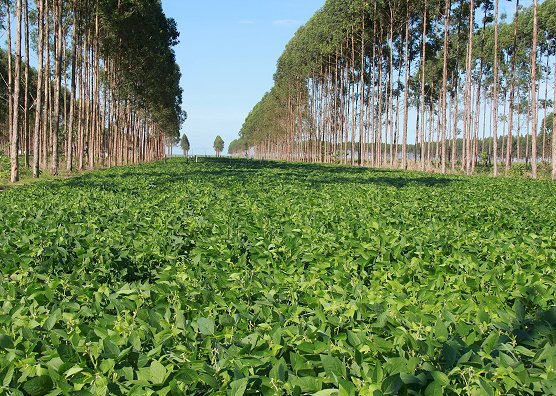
(400, 305, 556, 395)
(57, 157, 457, 193)
(188, 158, 457, 189)
(511, 305, 556, 346)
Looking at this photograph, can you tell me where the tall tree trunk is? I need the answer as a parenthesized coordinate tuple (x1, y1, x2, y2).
(386, 17, 393, 167)
(525, 89, 531, 167)
(67, 0, 78, 172)
(505, 0, 519, 174)
(23, 0, 29, 168)
(358, 15, 365, 166)
(452, 86, 459, 170)
(440, 0, 451, 174)
(376, 28, 384, 167)
(393, 52, 402, 167)
(401, 4, 410, 170)
(452, 20, 462, 172)
(420, 0, 427, 171)
(42, 0, 50, 172)
(552, 54, 556, 180)
(50, 0, 63, 175)
(492, 0, 499, 176)
(10, 0, 23, 183)
(463, 0, 474, 175)
(6, 0, 12, 172)
(516, 86, 521, 161)
(530, 0, 538, 178)
(32, 0, 45, 178)
(350, 29, 356, 166)
(541, 52, 549, 163)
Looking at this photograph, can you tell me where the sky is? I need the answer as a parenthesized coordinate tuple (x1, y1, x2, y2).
(161, 0, 325, 156)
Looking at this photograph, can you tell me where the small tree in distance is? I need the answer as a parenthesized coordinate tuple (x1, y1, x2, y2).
(180, 134, 190, 156)
(213, 135, 224, 157)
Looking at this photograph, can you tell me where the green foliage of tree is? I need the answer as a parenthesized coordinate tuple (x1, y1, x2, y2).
(228, 138, 249, 156)
(213, 135, 224, 157)
(180, 133, 190, 156)
(97, 0, 184, 136)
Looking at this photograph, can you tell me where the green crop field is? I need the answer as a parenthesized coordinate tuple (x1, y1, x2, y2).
(0, 158, 555, 395)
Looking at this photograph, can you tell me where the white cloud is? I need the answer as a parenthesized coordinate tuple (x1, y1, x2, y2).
(272, 19, 301, 26)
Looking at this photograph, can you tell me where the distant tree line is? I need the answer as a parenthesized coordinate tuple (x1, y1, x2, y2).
(0, 0, 185, 182)
(230, 0, 556, 179)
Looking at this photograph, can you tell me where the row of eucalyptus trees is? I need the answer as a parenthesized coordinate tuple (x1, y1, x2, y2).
(0, 0, 184, 182)
(232, 0, 556, 179)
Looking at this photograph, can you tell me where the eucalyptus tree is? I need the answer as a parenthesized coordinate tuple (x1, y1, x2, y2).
(492, 0, 500, 176)
(418, 0, 428, 171)
(440, 0, 451, 174)
(228, 138, 249, 157)
(9, 0, 23, 182)
(463, 0, 475, 175)
(553, 109, 556, 179)
(530, 0, 539, 178)
(50, 0, 63, 176)
(180, 133, 190, 156)
(505, 0, 520, 174)
(32, 0, 45, 178)
(66, 0, 77, 172)
(23, 0, 29, 168)
(213, 135, 224, 157)
(401, 1, 414, 170)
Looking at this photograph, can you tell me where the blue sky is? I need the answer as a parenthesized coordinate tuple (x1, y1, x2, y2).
(161, 0, 325, 155)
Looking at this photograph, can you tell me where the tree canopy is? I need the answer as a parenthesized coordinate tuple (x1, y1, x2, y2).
(180, 133, 190, 156)
(213, 135, 224, 157)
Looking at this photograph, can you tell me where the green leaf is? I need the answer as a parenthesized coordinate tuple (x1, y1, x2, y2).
(197, 317, 215, 336)
(269, 359, 287, 382)
(45, 309, 61, 330)
(400, 372, 423, 385)
(229, 377, 248, 396)
(65, 366, 84, 378)
(150, 360, 167, 385)
(321, 355, 346, 384)
(424, 381, 444, 396)
(313, 390, 339, 396)
(479, 377, 494, 396)
(430, 371, 450, 387)
(3, 365, 14, 388)
(290, 376, 322, 393)
(103, 339, 120, 357)
(434, 320, 449, 342)
(381, 374, 403, 395)
(481, 333, 499, 354)
(23, 376, 54, 396)
(0, 334, 14, 350)
(57, 343, 78, 363)
(100, 359, 115, 373)
(339, 379, 356, 396)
